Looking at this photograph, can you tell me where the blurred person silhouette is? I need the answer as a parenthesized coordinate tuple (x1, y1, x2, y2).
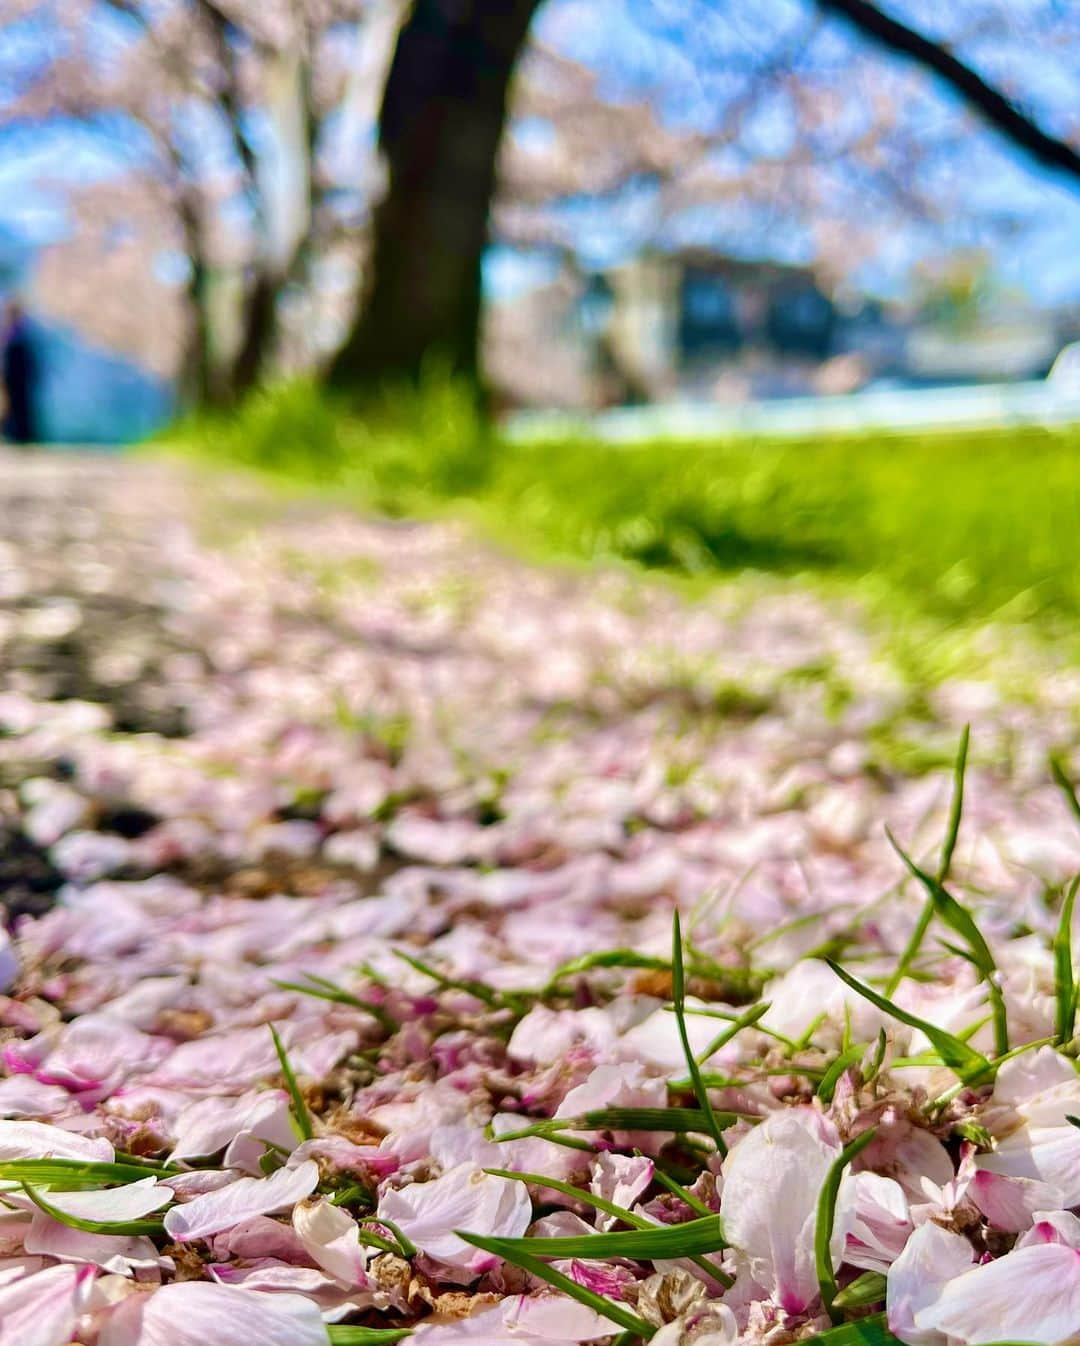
(2, 300, 40, 445)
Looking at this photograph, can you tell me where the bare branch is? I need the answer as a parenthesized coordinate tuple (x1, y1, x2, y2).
(816, 0, 1080, 183)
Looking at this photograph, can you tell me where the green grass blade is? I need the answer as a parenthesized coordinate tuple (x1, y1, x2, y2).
(831, 1270, 886, 1310)
(458, 1232, 654, 1338)
(1051, 755, 1080, 830)
(953, 1118, 993, 1148)
(459, 1216, 726, 1262)
(486, 1169, 730, 1287)
(392, 949, 501, 1008)
(358, 1216, 416, 1259)
(815, 1127, 877, 1323)
(327, 1329, 413, 1345)
(582, 1107, 738, 1133)
(863, 1027, 888, 1085)
(694, 1002, 771, 1064)
(542, 949, 671, 990)
(486, 1168, 651, 1227)
(883, 829, 1007, 1057)
(492, 1108, 735, 1142)
(938, 725, 970, 881)
(274, 976, 398, 1033)
(817, 1043, 866, 1103)
(21, 1182, 167, 1236)
(671, 910, 728, 1156)
(1055, 877, 1079, 1045)
(885, 830, 994, 973)
(0, 1159, 176, 1189)
(354, 1228, 401, 1256)
(270, 1023, 315, 1142)
(885, 726, 968, 997)
(826, 959, 992, 1083)
(805, 1317, 897, 1345)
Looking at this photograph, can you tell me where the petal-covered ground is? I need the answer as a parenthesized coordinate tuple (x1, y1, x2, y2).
(1, 451, 1079, 1346)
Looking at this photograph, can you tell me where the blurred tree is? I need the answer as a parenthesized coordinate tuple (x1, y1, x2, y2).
(333, 0, 1080, 399)
(328, 0, 538, 391)
(0, 0, 390, 404)
(3, 0, 1078, 410)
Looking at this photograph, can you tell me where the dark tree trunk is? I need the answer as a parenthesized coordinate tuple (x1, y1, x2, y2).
(177, 196, 219, 410)
(230, 268, 280, 399)
(329, 0, 540, 395)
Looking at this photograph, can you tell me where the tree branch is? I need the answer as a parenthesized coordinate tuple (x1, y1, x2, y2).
(815, 0, 1080, 184)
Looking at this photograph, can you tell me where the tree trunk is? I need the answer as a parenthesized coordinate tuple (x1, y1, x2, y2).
(230, 268, 281, 399)
(176, 195, 218, 410)
(329, 0, 540, 395)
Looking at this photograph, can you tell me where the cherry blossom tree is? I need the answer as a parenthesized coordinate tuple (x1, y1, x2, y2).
(331, 0, 1080, 399)
(0, 0, 390, 403)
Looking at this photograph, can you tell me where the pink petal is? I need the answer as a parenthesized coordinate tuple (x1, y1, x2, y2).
(162, 1161, 319, 1242)
(590, 1153, 653, 1231)
(887, 1221, 974, 1346)
(24, 1217, 163, 1277)
(0, 1262, 95, 1346)
(1017, 1211, 1080, 1250)
(844, 1172, 911, 1271)
(916, 1243, 1080, 1344)
(98, 1281, 329, 1346)
(378, 1163, 532, 1281)
(292, 1198, 368, 1287)
(412, 1293, 614, 1344)
(169, 1090, 293, 1164)
(721, 1109, 840, 1314)
(35, 1015, 168, 1097)
(38, 1176, 170, 1222)
(0, 1077, 74, 1119)
(0, 1119, 113, 1162)
(209, 1259, 356, 1312)
(969, 1170, 1065, 1233)
(146, 1028, 280, 1090)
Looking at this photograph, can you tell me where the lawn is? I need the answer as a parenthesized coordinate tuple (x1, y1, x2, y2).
(171, 380, 1080, 624)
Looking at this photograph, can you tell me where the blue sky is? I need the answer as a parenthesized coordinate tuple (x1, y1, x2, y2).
(524, 0, 1080, 305)
(2, 0, 1079, 312)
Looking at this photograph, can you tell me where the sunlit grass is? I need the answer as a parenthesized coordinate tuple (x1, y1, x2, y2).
(164, 379, 1080, 623)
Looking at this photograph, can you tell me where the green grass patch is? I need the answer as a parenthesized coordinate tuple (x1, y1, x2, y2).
(164, 378, 1080, 623)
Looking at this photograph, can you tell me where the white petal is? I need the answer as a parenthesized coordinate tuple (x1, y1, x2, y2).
(886, 1221, 974, 1346)
(0, 1262, 94, 1346)
(0, 1119, 113, 1162)
(41, 1177, 171, 1222)
(980, 1125, 1080, 1207)
(992, 1047, 1079, 1108)
(916, 1243, 1080, 1344)
(163, 1161, 319, 1242)
(378, 1163, 531, 1280)
(292, 1198, 368, 1287)
(721, 1110, 839, 1314)
(99, 1281, 329, 1346)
